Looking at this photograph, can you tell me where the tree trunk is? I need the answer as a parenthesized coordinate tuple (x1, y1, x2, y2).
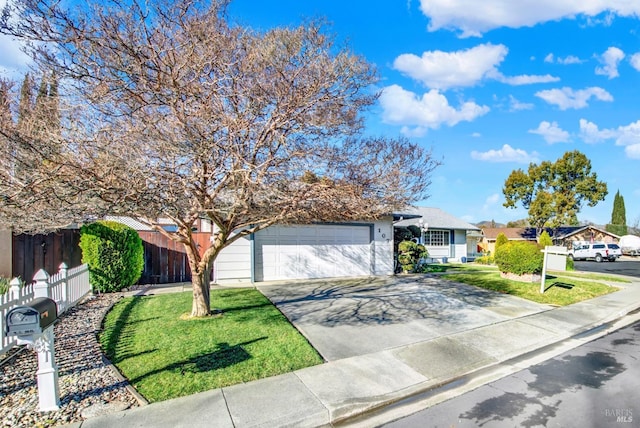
(190, 267, 210, 317)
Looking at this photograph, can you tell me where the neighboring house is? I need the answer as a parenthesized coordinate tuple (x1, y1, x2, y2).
(559, 225, 619, 247)
(480, 227, 537, 255)
(481, 225, 620, 254)
(214, 217, 394, 284)
(394, 207, 481, 263)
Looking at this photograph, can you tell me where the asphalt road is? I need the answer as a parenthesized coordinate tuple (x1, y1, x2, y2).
(383, 321, 640, 428)
(573, 258, 640, 278)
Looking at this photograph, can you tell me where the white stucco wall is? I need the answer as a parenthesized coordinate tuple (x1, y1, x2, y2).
(372, 217, 394, 275)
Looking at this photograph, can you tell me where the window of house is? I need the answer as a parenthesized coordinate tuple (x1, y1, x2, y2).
(424, 230, 450, 246)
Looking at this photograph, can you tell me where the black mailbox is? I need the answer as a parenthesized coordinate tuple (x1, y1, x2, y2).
(5, 297, 58, 337)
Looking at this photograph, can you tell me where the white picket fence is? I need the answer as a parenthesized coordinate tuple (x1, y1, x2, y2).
(0, 263, 91, 356)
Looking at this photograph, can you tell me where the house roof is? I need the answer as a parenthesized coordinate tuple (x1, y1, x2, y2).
(106, 216, 155, 231)
(482, 227, 536, 240)
(394, 207, 480, 231)
(482, 225, 617, 241)
(559, 225, 620, 240)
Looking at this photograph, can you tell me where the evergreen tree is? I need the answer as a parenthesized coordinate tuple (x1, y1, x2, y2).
(538, 230, 553, 247)
(495, 232, 508, 249)
(606, 190, 627, 236)
(0, 79, 14, 173)
(17, 73, 33, 127)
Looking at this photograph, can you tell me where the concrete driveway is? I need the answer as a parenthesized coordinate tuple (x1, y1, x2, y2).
(258, 275, 552, 361)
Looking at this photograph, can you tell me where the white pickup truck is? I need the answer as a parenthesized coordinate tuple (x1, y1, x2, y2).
(568, 242, 619, 262)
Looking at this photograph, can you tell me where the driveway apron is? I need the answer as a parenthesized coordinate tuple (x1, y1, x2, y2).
(258, 275, 553, 361)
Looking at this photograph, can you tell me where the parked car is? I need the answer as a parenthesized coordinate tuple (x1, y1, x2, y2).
(568, 242, 617, 262)
(606, 243, 622, 260)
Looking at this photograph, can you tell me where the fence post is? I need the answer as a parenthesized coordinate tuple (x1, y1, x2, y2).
(9, 277, 22, 299)
(33, 269, 51, 299)
(58, 263, 68, 312)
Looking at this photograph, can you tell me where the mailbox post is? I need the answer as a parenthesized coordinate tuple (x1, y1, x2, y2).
(5, 297, 61, 411)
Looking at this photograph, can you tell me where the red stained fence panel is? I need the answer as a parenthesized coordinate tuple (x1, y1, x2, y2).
(12, 230, 212, 285)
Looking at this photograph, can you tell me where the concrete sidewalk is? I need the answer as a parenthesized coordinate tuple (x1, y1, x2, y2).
(73, 276, 640, 428)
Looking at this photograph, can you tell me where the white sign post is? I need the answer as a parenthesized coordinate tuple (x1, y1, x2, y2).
(540, 245, 568, 294)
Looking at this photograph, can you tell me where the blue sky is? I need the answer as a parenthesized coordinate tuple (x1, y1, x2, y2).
(2, 0, 640, 226)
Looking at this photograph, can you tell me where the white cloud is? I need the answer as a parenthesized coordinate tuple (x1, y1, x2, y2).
(579, 119, 618, 143)
(392, 44, 507, 90)
(508, 95, 534, 111)
(0, 0, 31, 77)
(579, 119, 640, 159)
(0, 35, 30, 77)
(630, 53, 640, 71)
(529, 121, 570, 143)
(482, 193, 501, 211)
(393, 43, 559, 90)
(471, 144, 539, 164)
(494, 73, 560, 85)
(417, 0, 640, 37)
(595, 47, 625, 78)
(535, 86, 613, 110)
(379, 84, 490, 136)
(558, 55, 584, 65)
(545, 53, 584, 64)
(625, 144, 640, 159)
(471, 132, 482, 138)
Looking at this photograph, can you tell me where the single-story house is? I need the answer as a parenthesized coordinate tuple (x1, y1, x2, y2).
(394, 207, 481, 263)
(480, 225, 620, 254)
(214, 217, 395, 284)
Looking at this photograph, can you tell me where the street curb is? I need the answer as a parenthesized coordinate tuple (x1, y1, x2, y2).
(334, 302, 640, 427)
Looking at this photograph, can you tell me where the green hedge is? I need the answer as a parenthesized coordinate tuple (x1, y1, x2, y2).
(80, 220, 144, 293)
(494, 241, 543, 275)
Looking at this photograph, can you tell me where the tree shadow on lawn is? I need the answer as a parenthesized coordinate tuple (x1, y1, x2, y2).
(128, 337, 267, 385)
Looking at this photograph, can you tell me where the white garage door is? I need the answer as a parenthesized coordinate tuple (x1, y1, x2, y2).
(254, 224, 372, 281)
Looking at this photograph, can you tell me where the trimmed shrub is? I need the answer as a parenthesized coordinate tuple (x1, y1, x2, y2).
(566, 256, 574, 271)
(538, 231, 553, 247)
(474, 255, 494, 265)
(80, 220, 144, 292)
(397, 240, 428, 273)
(494, 241, 543, 275)
(495, 233, 508, 249)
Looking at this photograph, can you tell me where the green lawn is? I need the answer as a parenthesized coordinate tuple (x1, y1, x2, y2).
(442, 271, 619, 306)
(99, 289, 323, 402)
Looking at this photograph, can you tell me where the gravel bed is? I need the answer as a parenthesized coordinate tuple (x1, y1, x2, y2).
(0, 293, 141, 427)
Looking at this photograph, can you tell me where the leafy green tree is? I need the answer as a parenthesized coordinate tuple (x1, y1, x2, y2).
(503, 150, 608, 235)
(495, 232, 508, 249)
(606, 190, 627, 236)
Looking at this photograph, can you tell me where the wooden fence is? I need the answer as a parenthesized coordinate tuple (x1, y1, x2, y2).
(1, 263, 91, 356)
(11, 230, 213, 285)
(137, 231, 212, 284)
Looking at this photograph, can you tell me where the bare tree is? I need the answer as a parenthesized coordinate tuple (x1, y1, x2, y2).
(1, 0, 440, 316)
